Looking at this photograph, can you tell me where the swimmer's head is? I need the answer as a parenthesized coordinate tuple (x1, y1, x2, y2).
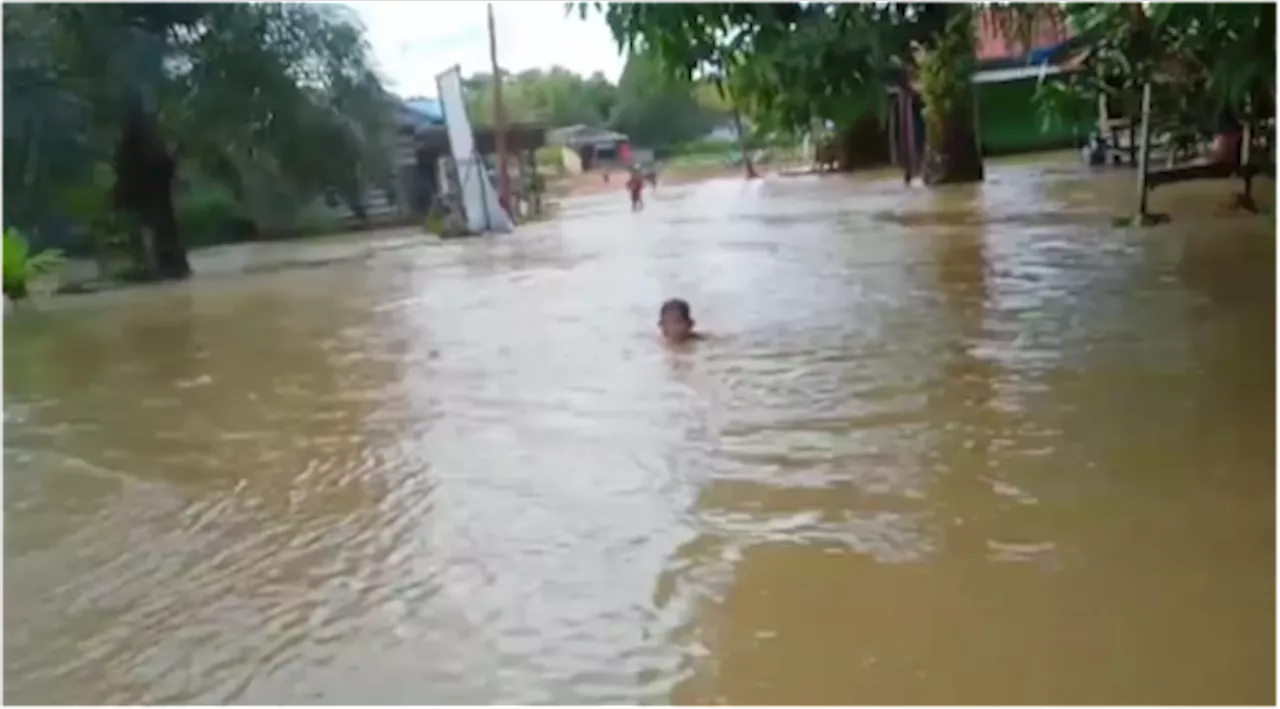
(659, 298, 696, 341)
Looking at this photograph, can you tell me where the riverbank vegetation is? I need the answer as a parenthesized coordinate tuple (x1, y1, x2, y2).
(578, 3, 1275, 185)
(3, 228, 66, 302)
(4, 3, 787, 295)
(4, 3, 396, 286)
(460, 50, 776, 157)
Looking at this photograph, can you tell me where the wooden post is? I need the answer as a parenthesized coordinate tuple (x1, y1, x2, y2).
(488, 3, 511, 214)
(731, 99, 759, 180)
(1097, 94, 1110, 161)
(1135, 82, 1153, 220)
(971, 82, 984, 164)
(529, 150, 543, 216)
(900, 86, 914, 184)
(1241, 117, 1253, 168)
(1239, 98, 1256, 210)
(1128, 115, 1138, 167)
(887, 90, 900, 168)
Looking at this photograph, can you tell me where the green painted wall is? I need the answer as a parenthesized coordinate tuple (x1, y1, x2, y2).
(975, 77, 1089, 155)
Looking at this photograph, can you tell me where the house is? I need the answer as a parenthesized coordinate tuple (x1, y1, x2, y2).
(308, 95, 548, 224)
(970, 8, 1087, 155)
(300, 98, 445, 228)
(973, 9, 1072, 64)
(888, 7, 1085, 173)
(546, 124, 629, 171)
(393, 96, 548, 217)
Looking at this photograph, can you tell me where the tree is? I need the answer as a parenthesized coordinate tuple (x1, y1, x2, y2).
(1033, 4, 1275, 141)
(4, 3, 396, 281)
(462, 66, 619, 127)
(577, 3, 1072, 185)
(586, 2, 1278, 185)
(609, 51, 715, 150)
(457, 58, 721, 153)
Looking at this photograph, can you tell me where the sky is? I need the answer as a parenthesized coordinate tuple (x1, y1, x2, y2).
(350, 1, 627, 99)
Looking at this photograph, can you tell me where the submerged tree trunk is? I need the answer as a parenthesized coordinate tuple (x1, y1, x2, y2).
(113, 106, 190, 281)
(914, 6, 985, 186)
(921, 98, 984, 185)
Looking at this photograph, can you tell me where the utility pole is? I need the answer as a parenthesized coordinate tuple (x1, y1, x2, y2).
(488, 2, 511, 213)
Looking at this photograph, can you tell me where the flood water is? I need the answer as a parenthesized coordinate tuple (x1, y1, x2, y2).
(5, 159, 1276, 704)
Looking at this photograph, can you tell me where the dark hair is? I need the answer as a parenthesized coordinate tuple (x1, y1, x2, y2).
(659, 298, 692, 320)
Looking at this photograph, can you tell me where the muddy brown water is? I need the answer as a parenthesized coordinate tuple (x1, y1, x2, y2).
(5, 158, 1275, 704)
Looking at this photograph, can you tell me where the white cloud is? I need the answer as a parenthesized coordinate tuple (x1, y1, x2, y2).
(350, 1, 626, 99)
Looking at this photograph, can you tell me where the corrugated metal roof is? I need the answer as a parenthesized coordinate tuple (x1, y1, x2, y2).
(973, 62, 1069, 85)
(402, 98, 444, 125)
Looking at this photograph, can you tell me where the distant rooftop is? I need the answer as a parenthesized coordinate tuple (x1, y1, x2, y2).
(547, 124, 628, 146)
(974, 7, 1072, 63)
(401, 97, 444, 126)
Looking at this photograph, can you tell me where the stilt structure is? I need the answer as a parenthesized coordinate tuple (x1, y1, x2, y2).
(1134, 83, 1274, 224)
(1097, 94, 1137, 166)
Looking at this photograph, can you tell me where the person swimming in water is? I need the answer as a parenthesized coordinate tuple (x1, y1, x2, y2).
(659, 298, 703, 344)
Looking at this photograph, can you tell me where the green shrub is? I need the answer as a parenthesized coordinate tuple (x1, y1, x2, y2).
(4, 227, 66, 300)
(176, 182, 249, 247)
(535, 145, 563, 172)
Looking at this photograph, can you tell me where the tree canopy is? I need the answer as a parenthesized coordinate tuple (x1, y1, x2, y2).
(4, 2, 397, 278)
(459, 56, 733, 150)
(1037, 4, 1275, 133)
(576, 2, 1276, 183)
(463, 66, 619, 128)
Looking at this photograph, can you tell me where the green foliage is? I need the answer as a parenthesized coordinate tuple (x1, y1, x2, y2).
(913, 8, 977, 145)
(669, 135, 797, 157)
(423, 208, 446, 237)
(609, 51, 716, 149)
(177, 181, 247, 248)
(577, 3, 929, 135)
(535, 146, 564, 172)
(1031, 4, 1276, 137)
(458, 57, 728, 152)
(3, 2, 397, 269)
(580, 2, 1274, 182)
(54, 163, 138, 262)
(3, 227, 66, 300)
(463, 67, 619, 127)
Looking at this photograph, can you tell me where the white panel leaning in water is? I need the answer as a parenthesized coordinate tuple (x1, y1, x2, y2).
(436, 65, 514, 234)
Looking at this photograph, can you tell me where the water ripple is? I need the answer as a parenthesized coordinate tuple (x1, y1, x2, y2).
(4, 161, 1274, 704)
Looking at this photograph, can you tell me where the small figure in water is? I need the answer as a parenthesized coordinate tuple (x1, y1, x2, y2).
(659, 298, 703, 344)
(627, 167, 645, 212)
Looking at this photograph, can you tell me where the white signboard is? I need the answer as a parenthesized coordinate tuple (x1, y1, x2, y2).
(435, 65, 514, 234)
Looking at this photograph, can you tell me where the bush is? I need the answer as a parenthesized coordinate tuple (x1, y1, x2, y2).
(3, 227, 66, 300)
(669, 139, 741, 157)
(669, 136, 800, 158)
(535, 146, 564, 172)
(176, 182, 253, 247)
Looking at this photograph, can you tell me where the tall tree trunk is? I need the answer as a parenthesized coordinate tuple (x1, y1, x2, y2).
(113, 106, 190, 281)
(914, 6, 985, 186)
(921, 96, 984, 185)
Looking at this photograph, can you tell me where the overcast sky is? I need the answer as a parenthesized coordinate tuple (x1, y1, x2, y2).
(350, 1, 627, 98)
